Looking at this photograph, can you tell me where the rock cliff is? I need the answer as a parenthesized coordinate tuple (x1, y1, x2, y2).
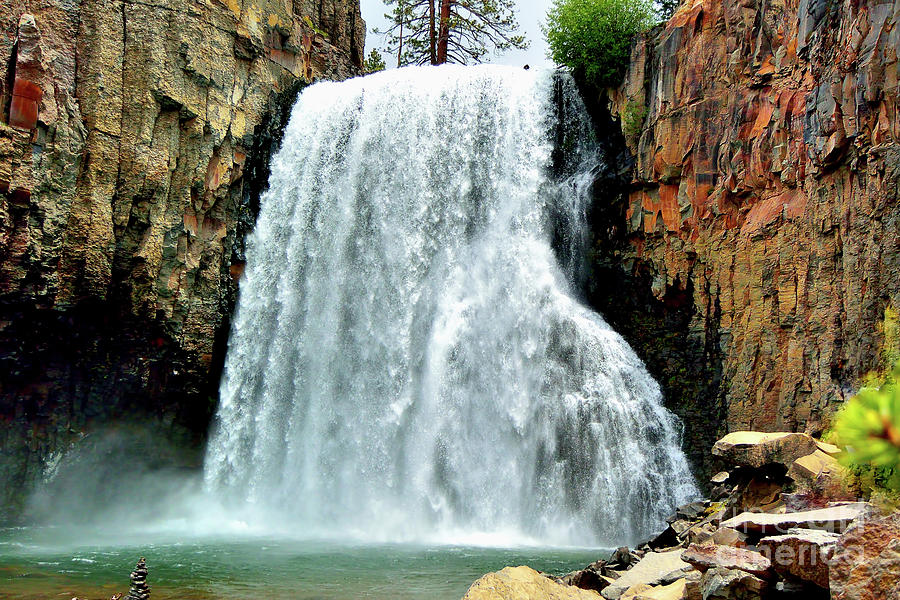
(593, 0, 900, 476)
(0, 0, 363, 521)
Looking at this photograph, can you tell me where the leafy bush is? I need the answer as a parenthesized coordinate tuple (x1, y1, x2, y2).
(622, 99, 647, 142)
(543, 0, 657, 89)
(834, 376, 900, 468)
(828, 306, 900, 497)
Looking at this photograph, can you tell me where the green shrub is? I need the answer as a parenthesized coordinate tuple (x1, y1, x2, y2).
(543, 0, 656, 89)
(833, 377, 900, 468)
(826, 305, 900, 501)
(622, 99, 647, 142)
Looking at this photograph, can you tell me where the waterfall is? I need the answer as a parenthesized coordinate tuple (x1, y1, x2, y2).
(204, 65, 697, 546)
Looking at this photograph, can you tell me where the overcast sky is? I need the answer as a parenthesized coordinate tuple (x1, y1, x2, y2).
(360, 0, 555, 68)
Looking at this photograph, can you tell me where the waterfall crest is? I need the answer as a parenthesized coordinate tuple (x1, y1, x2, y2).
(204, 65, 697, 546)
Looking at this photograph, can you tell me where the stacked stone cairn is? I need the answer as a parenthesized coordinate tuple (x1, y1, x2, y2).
(125, 557, 150, 600)
(463, 431, 900, 600)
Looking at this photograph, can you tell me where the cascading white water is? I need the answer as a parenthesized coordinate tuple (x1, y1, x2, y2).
(204, 65, 697, 547)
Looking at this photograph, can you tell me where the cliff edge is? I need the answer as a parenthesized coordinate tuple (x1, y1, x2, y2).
(595, 0, 900, 475)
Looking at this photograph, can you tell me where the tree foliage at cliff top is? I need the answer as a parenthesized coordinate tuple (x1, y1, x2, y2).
(376, 0, 528, 66)
(544, 0, 656, 89)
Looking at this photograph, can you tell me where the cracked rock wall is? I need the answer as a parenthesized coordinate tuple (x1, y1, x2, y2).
(0, 0, 363, 521)
(599, 0, 900, 469)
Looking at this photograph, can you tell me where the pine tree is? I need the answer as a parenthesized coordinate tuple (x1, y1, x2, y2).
(364, 48, 388, 73)
(374, 0, 528, 66)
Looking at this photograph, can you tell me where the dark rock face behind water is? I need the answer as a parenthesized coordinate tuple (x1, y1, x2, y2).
(0, 0, 364, 522)
(592, 0, 900, 479)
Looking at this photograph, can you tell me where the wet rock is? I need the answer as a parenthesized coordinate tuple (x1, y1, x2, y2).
(830, 511, 900, 600)
(681, 544, 772, 578)
(757, 528, 838, 588)
(711, 432, 818, 469)
(463, 566, 605, 600)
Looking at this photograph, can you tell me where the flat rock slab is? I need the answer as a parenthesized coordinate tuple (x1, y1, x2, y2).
(757, 528, 839, 588)
(463, 566, 602, 599)
(681, 543, 772, 578)
(600, 550, 692, 600)
(620, 578, 687, 600)
(830, 512, 900, 600)
(719, 502, 870, 534)
(712, 431, 818, 468)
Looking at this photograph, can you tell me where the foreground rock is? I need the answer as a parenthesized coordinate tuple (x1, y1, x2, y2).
(600, 551, 691, 600)
(711, 432, 818, 469)
(700, 567, 766, 599)
(719, 503, 870, 535)
(757, 529, 838, 588)
(830, 512, 900, 600)
(462, 566, 602, 600)
(619, 579, 687, 600)
(461, 431, 886, 600)
(681, 543, 772, 578)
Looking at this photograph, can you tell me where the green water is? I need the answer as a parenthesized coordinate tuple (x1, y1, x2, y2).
(0, 528, 606, 599)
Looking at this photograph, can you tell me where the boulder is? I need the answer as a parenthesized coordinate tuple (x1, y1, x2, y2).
(462, 566, 603, 600)
(699, 567, 766, 600)
(787, 449, 852, 499)
(620, 584, 653, 599)
(564, 563, 610, 593)
(686, 522, 717, 546)
(830, 511, 900, 600)
(757, 528, 838, 588)
(601, 551, 692, 600)
(711, 432, 818, 468)
(815, 440, 841, 455)
(674, 501, 708, 521)
(710, 528, 747, 548)
(608, 547, 637, 569)
(719, 502, 870, 534)
(788, 450, 840, 480)
(681, 544, 772, 578)
(621, 579, 688, 600)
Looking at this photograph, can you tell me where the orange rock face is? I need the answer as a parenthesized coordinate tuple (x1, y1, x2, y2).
(608, 0, 900, 437)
